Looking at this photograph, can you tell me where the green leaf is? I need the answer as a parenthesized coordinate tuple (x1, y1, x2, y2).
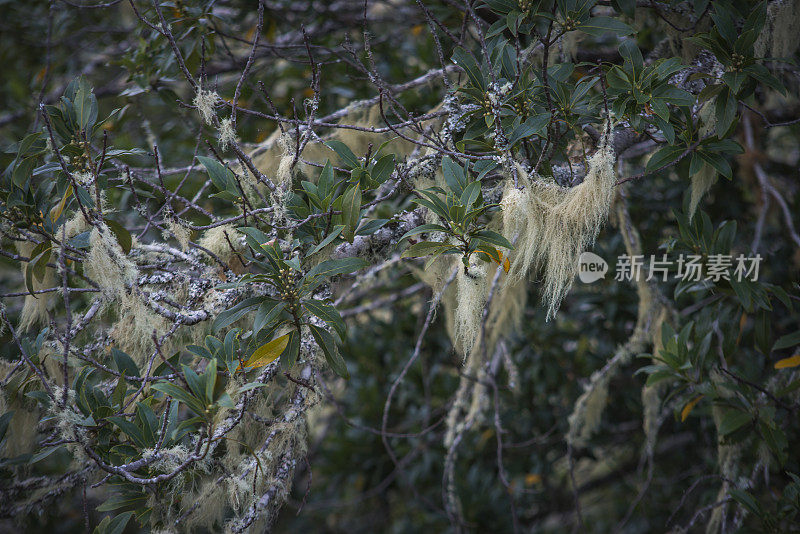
(356, 219, 389, 236)
(96, 491, 147, 513)
(150, 382, 205, 416)
(652, 86, 696, 108)
(305, 257, 368, 281)
(341, 183, 362, 243)
(472, 230, 514, 250)
(619, 39, 643, 75)
(452, 47, 486, 91)
(645, 145, 687, 174)
(370, 154, 395, 183)
(280, 329, 301, 369)
(212, 296, 264, 332)
(111, 348, 140, 378)
(253, 300, 286, 335)
(303, 299, 346, 340)
(74, 79, 98, 132)
(718, 409, 751, 437)
(93, 511, 133, 534)
(773, 330, 800, 351)
(12, 157, 37, 188)
(112, 376, 127, 408)
(697, 150, 732, 179)
(309, 324, 348, 378)
(0, 411, 14, 442)
(442, 156, 467, 196)
(182, 365, 205, 403)
(398, 224, 449, 243)
(197, 155, 234, 191)
(715, 88, 738, 137)
(508, 114, 550, 146)
(187, 343, 213, 361)
(135, 402, 158, 447)
(710, 6, 737, 47)
(24, 241, 51, 297)
(744, 64, 786, 94)
(318, 160, 334, 197)
(30, 445, 64, 464)
(645, 368, 675, 387)
(577, 16, 634, 36)
(325, 140, 360, 169)
(611, 0, 635, 16)
(308, 225, 345, 256)
(237, 226, 270, 250)
(722, 71, 747, 95)
(412, 195, 450, 222)
(106, 416, 147, 448)
(729, 488, 763, 517)
(401, 241, 458, 258)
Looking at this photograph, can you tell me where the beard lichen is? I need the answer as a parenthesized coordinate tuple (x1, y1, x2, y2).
(47, 386, 88, 462)
(566, 195, 670, 449)
(198, 224, 246, 274)
(17, 212, 92, 331)
(16, 241, 54, 332)
(756, 0, 800, 59)
(0, 387, 38, 458)
(85, 222, 138, 296)
(194, 88, 219, 126)
(501, 130, 616, 319)
(84, 222, 173, 363)
(219, 117, 236, 151)
(707, 381, 745, 534)
(165, 217, 191, 251)
(454, 260, 489, 357)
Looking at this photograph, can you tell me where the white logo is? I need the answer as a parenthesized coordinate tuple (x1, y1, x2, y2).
(578, 251, 608, 283)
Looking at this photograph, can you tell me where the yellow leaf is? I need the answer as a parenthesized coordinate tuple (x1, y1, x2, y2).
(49, 185, 73, 223)
(238, 334, 291, 371)
(774, 354, 800, 370)
(736, 312, 747, 345)
(411, 24, 424, 36)
(524, 473, 542, 486)
(681, 395, 703, 422)
(483, 248, 511, 274)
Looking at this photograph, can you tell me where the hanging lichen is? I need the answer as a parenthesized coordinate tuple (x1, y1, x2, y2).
(218, 117, 236, 150)
(165, 216, 191, 251)
(566, 194, 670, 449)
(501, 129, 616, 319)
(194, 88, 219, 125)
(85, 222, 138, 296)
(16, 241, 54, 331)
(453, 260, 489, 357)
(198, 224, 246, 274)
(756, 0, 800, 59)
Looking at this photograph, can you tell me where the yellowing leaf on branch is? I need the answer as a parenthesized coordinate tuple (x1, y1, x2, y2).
(524, 473, 542, 486)
(238, 333, 291, 371)
(681, 395, 703, 422)
(480, 247, 511, 274)
(774, 354, 800, 370)
(49, 185, 73, 222)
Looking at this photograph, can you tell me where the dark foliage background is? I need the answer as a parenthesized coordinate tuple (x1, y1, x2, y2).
(1, 1, 799, 533)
